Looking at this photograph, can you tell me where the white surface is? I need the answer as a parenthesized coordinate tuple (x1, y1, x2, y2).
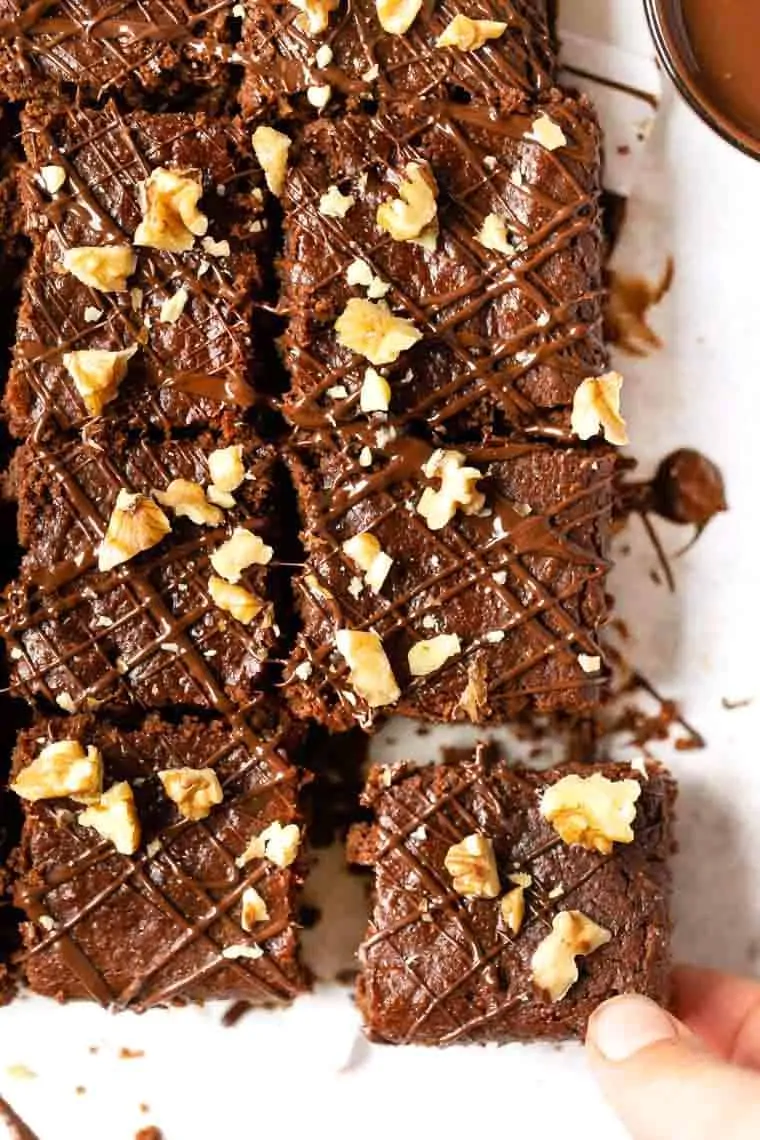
(4, 3, 760, 1137)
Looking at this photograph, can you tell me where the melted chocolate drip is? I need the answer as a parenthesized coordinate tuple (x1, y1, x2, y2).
(0, 1096, 39, 1140)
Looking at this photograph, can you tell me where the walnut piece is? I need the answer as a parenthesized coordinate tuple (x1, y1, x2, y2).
(62, 246, 137, 292)
(11, 740, 103, 803)
(210, 527, 273, 583)
(540, 772, 642, 854)
(209, 576, 266, 624)
(417, 449, 485, 530)
(135, 168, 208, 253)
(335, 298, 421, 366)
(531, 910, 611, 1002)
(571, 372, 629, 446)
(222, 944, 263, 960)
(476, 213, 514, 255)
(444, 833, 500, 898)
(240, 886, 270, 931)
(458, 656, 489, 723)
(500, 886, 526, 934)
(208, 445, 246, 493)
(319, 184, 355, 218)
(526, 113, 568, 152)
(307, 84, 332, 109)
(159, 767, 223, 821)
(578, 653, 601, 673)
(335, 629, 400, 708)
(342, 532, 393, 592)
(436, 14, 507, 50)
(40, 164, 66, 194)
(259, 821, 301, 868)
(63, 345, 138, 417)
(78, 782, 141, 856)
(376, 0, 422, 35)
(252, 127, 291, 197)
(290, 0, 338, 34)
(155, 479, 224, 527)
(98, 490, 171, 572)
(159, 287, 189, 324)
(408, 633, 461, 677)
(359, 368, 392, 413)
(377, 163, 438, 243)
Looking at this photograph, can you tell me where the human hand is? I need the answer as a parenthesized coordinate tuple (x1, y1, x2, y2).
(585, 966, 760, 1140)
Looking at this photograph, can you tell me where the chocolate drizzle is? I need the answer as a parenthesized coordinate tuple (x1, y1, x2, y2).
(281, 97, 606, 441)
(285, 427, 616, 730)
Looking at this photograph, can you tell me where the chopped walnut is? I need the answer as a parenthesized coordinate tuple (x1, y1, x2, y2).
(207, 485, 236, 510)
(307, 83, 332, 109)
(335, 298, 421, 366)
(417, 449, 485, 530)
(347, 260, 390, 299)
(436, 14, 506, 50)
(540, 772, 642, 855)
(319, 184, 355, 218)
(158, 287, 189, 324)
(202, 236, 230, 258)
(252, 127, 291, 197)
(376, 164, 438, 243)
(509, 871, 532, 888)
(500, 886, 526, 934)
(408, 633, 461, 677)
(159, 767, 223, 821)
(78, 782, 141, 856)
(578, 653, 601, 674)
(360, 368, 392, 413)
(259, 821, 301, 868)
(531, 910, 611, 1002)
(571, 373, 629, 446)
(342, 532, 393, 592)
(290, 0, 338, 34)
(240, 886, 270, 931)
(98, 490, 171, 572)
(208, 445, 246, 494)
(154, 480, 224, 527)
(11, 740, 103, 803)
(444, 833, 500, 898)
(335, 629, 400, 708)
(476, 213, 514, 255)
(222, 943, 263, 961)
(315, 43, 333, 67)
(135, 167, 208, 253)
(526, 113, 568, 152)
(210, 527, 273, 583)
(376, 0, 422, 35)
(208, 576, 266, 624)
(40, 164, 66, 194)
(458, 655, 489, 722)
(62, 246, 137, 292)
(63, 345, 138, 417)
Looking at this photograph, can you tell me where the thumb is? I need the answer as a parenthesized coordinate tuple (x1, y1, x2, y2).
(586, 994, 760, 1140)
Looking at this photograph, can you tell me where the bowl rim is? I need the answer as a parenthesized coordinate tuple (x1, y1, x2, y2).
(643, 0, 760, 162)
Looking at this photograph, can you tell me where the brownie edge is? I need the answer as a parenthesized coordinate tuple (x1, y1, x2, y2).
(349, 752, 675, 1046)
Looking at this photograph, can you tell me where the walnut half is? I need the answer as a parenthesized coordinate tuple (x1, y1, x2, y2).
(540, 772, 642, 854)
(97, 490, 171, 572)
(135, 167, 208, 253)
(571, 372, 629, 446)
(531, 910, 611, 1002)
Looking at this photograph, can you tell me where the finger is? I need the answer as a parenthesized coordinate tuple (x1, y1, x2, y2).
(673, 965, 760, 1068)
(586, 993, 760, 1140)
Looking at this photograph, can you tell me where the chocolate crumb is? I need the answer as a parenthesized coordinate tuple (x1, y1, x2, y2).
(119, 1048, 145, 1060)
(135, 1128, 163, 1140)
(722, 696, 754, 710)
(222, 999, 253, 1028)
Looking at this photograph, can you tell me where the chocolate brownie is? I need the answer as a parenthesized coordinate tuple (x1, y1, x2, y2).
(284, 428, 616, 731)
(349, 749, 675, 1045)
(9, 710, 309, 1008)
(0, 1, 236, 102)
(240, 0, 554, 117)
(281, 97, 606, 440)
(1, 422, 280, 715)
(5, 101, 271, 441)
(0, 788, 19, 1004)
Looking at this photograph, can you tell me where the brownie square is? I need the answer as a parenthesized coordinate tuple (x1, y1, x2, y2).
(0, 1, 236, 102)
(240, 0, 554, 117)
(5, 101, 271, 441)
(284, 430, 616, 730)
(281, 97, 606, 440)
(349, 751, 675, 1045)
(0, 788, 18, 1005)
(1, 422, 280, 715)
(9, 710, 309, 1008)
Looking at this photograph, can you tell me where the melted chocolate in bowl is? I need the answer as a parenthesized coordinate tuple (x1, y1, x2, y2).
(645, 0, 760, 160)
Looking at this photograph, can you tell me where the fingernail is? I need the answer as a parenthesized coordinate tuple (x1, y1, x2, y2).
(589, 994, 679, 1062)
